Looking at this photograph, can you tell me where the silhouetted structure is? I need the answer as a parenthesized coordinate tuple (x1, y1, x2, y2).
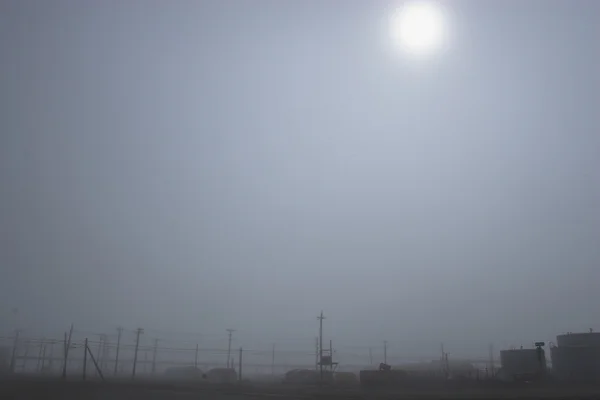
(551, 332, 600, 382)
(498, 345, 546, 381)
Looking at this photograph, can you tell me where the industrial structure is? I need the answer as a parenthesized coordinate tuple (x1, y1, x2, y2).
(498, 343, 546, 381)
(551, 331, 600, 382)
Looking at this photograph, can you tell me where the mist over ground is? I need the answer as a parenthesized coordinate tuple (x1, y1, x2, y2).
(1, 0, 599, 362)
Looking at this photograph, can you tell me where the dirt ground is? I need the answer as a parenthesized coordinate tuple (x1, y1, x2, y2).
(2, 377, 600, 400)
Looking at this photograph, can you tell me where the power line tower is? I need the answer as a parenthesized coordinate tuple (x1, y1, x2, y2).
(226, 329, 235, 368)
(131, 328, 144, 380)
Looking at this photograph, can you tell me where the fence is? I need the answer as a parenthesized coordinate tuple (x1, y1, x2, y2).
(0, 330, 496, 380)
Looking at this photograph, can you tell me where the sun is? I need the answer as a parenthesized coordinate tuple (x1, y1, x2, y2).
(390, 1, 446, 56)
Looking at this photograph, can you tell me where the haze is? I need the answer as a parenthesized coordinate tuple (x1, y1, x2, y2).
(1, 0, 599, 361)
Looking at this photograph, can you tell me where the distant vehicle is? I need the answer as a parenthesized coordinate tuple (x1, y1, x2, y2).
(164, 366, 204, 381)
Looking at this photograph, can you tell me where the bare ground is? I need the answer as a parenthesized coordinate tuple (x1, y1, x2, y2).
(2, 376, 600, 400)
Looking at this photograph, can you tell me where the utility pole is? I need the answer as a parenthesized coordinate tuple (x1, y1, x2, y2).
(315, 337, 319, 371)
(369, 347, 373, 365)
(144, 350, 148, 374)
(96, 334, 105, 376)
(440, 342, 445, 375)
(62, 324, 73, 379)
(9, 329, 20, 373)
(48, 340, 55, 371)
(102, 337, 110, 372)
(37, 339, 45, 372)
(489, 343, 495, 377)
(383, 340, 388, 364)
(41, 342, 47, 372)
(271, 343, 276, 376)
(83, 338, 88, 381)
(86, 340, 105, 382)
(195, 344, 199, 369)
(21, 340, 30, 371)
(152, 338, 159, 374)
(114, 327, 123, 376)
(318, 311, 325, 381)
(238, 347, 243, 381)
(226, 329, 235, 368)
(131, 328, 144, 380)
(445, 352, 450, 379)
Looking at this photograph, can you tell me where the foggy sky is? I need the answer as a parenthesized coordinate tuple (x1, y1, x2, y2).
(1, 0, 599, 359)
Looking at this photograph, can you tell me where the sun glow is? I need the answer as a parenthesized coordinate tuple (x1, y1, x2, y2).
(390, 1, 447, 56)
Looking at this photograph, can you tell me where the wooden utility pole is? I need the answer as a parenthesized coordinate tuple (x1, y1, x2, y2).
(131, 328, 144, 380)
(383, 340, 388, 364)
(83, 338, 88, 381)
(226, 329, 235, 368)
(102, 337, 110, 372)
(114, 327, 123, 376)
(86, 341, 105, 381)
(151, 338, 159, 374)
(238, 347, 243, 381)
(489, 343, 495, 377)
(20, 340, 30, 371)
(144, 350, 148, 374)
(440, 343, 444, 374)
(318, 311, 325, 381)
(37, 339, 45, 372)
(330, 339, 333, 373)
(271, 343, 275, 376)
(40, 342, 47, 372)
(96, 334, 105, 377)
(9, 329, 20, 373)
(48, 340, 55, 371)
(62, 324, 73, 379)
(315, 337, 319, 371)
